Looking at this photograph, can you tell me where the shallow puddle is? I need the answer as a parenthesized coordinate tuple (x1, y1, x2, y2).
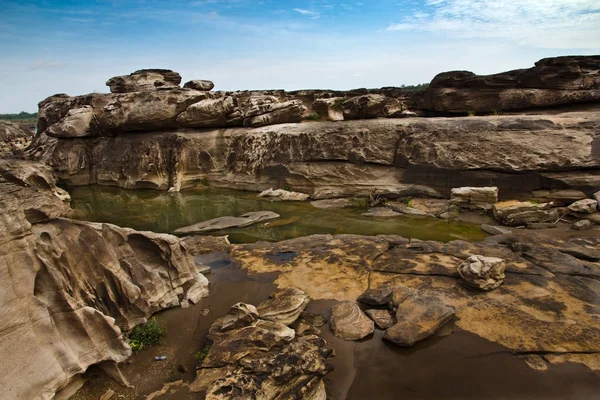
(67, 186, 487, 243)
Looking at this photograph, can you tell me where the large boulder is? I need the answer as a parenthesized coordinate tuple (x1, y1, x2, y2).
(384, 294, 455, 346)
(256, 288, 310, 326)
(493, 200, 560, 226)
(176, 96, 242, 128)
(450, 187, 498, 210)
(422, 56, 600, 113)
(242, 97, 306, 127)
(183, 79, 215, 91)
(330, 301, 374, 340)
(568, 199, 598, 214)
(106, 69, 182, 93)
(457, 255, 506, 291)
(342, 94, 388, 119)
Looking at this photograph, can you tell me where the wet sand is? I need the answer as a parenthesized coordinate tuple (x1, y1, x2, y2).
(72, 252, 600, 400)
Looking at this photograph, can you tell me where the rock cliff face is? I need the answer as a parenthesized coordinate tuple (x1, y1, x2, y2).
(423, 56, 600, 113)
(31, 111, 600, 197)
(0, 159, 208, 400)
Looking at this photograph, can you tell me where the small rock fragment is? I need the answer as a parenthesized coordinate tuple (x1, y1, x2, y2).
(573, 220, 593, 230)
(365, 309, 396, 330)
(457, 255, 506, 291)
(358, 285, 393, 306)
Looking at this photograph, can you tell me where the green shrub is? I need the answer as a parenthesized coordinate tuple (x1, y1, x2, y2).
(303, 112, 321, 121)
(491, 108, 501, 115)
(467, 111, 476, 117)
(351, 197, 369, 209)
(194, 344, 212, 365)
(331, 98, 345, 110)
(129, 317, 165, 352)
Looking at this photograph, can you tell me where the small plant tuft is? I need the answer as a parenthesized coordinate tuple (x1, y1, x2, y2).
(303, 112, 321, 121)
(331, 98, 345, 110)
(129, 317, 165, 353)
(194, 344, 212, 365)
(351, 197, 369, 209)
(467, 111, 476, 117)
(491, 108, 501, 115)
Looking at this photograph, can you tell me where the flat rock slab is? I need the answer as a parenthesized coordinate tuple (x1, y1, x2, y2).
(330, 301, 374, 340)
(361, 208, 402, 217)
(174, 211, 279, 234)
(256, 288, 310, 326)
(310, 198, 353, 209)
(384, 295, 455, 346)
(358, 285, 393, 306)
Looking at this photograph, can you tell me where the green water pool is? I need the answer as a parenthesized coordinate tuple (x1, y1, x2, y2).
(67, 186, 487, 243)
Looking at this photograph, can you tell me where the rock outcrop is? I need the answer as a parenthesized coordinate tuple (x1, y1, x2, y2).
(173, 211, 280, 234)
(258, 188, 310, 201)
(568, 199, 598, 214)
(450, 187, 498, 210)
(183, 79, 215, 91)
(192, 291, 333, 399)
(423, 56, 600, 113)
(106, 69, 182, 93)
(457, 255, 506, 290)
(0, 160, 209, 400)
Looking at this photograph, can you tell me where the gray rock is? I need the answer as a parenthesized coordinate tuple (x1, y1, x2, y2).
(572, 220, 593, 230)
(183, 80, 215, 91)
(106, 69, 181, 93)
(481, 224, 512, 235)
(256, 288, 310, 326)
(458, 255, 506, 291)
(361, 208, 402, 217)
(357, 285, 393, 306)
(384, 295, 455, 346)
(258, 188, 310, 201)
(330, 301, 374, 340)
(221, 303, 259, 331)
(173, 211, 280, 234)
(450, 187, 498, 210)
(365, 309, 396, 330)
(568, 199, 598, 214)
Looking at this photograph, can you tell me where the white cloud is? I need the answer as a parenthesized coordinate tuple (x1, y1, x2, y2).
(293, 8, 320, 19)
(387, 0, 600, 49)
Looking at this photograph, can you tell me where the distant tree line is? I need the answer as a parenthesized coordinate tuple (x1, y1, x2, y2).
(399, 83, 429, 91)
(0, 112, 37, 121)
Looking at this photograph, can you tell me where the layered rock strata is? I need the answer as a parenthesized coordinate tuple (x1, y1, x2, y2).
(0, 159, 209, 400)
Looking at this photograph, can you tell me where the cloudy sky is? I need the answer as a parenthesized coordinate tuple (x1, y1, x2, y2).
(1, 0, 599, 112)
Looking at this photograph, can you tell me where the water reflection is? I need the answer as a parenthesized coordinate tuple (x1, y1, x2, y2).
(68, 186, 487, 243)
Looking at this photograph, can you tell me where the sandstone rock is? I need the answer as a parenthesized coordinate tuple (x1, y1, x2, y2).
(568, 199, 598, 214)
(457, 255, 506, 291)
(221, 303, 259, 331)
(386, 201, 434, 217)
(481, 224, 512, 236)
(423, 56, 600, 112)
(0, 120, 33, 141)
(312, 97, 344, 121)
(176, 96, 241, 128)
(384, 295, 455, 346)
(365, 309, 396, 330)
(594, 191, 600, 207)
(256, 288, 310, 325)
(358, 285, 393, 306)
(258, 188, 310, 201)
(573, 220, 593, 230)
(450, 187, 498, 210)
(531, 189, 588, 206)
(46, 106, 94, 138)
(173, 211, 280, 234)
(330, 301, 374, 340)
(527, 222, 557, 229)
(399, 110, 417, 118)
(382, 98, 405, 117)
(183, 79, 215, 91)
(361, 207, 402, 217)
(310, 198, 353, 209)
(342, 94, 387, 119)
(391, 285, 418, 307)
(106, 69, 182, 93)
(407, 198, 450, 217)
(243, 98, 306, 127)
(493, 200, 559, 226)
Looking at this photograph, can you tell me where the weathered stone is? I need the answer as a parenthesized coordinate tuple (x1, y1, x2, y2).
(365, 309, 396, 330)
(457, 255, 506, 291)
(493, 200, 559, 226)
(532, 189, 588, 206)
(243, 99, 306, 128)
(330, 301, 374, 340)
(342, 94, 387, 119)
(258, 188, 310, 201)
(527, 223, 557, 229)
(310, 198, 353, 209)
(572, 220, 593, 230)
(183, 79, 215, 91)
(358, 285, 393, 306)
(423, 56, 600, 113)
(312, 97, 344, 121)
(384, 295, 455, 346)
(106, 69, 181, 93)
(175, 96, 240, 128)
(481, 224, 512, 236)
(221, 303, 259, 331)
(256, 288, 310, 326)
(408, 198, 450, 217)
(568, 199, 598, 214)
(391, 285, 419, 307)
(594, 191, 600, 207)
(173, 211, 280, 234)
(382, 98, 405, 117)
(45, 106, 94, 138)
(291, 312, 327, 336)
(0, 120, 33, 142)
(386, 202, 433, 216)
(450, 187, 498, 210)
(361, 207, 402, 217)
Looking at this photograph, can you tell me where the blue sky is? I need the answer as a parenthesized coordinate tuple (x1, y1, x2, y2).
(1, 0, 599, 112)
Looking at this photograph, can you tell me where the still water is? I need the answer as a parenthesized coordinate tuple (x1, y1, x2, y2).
(67, 186, 487, 243)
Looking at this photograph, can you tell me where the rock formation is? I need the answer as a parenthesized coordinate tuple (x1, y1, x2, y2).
(330, 301, 375, 340)
(106, 69, 182, 93)
(457, 255, 506, 291)
(0, 159, 209, 400)
(423, 56, 600, 113)
(173, 211, 280, 234)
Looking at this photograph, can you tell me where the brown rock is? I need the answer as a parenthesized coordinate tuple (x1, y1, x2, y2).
(330, 301, 374, 340)
(365, 309, 396, 330)
(183, 79, 215, 91)
(457, 255, 506, 291)
(256, 288, 310, 325)
(358, 285, 393, 306)
(342, 94, 388, 119)
(106, 69, 182, 93)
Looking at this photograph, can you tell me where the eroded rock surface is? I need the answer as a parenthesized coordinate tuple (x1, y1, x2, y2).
(256, 288, 310, 325)
(330, 301, 375, 340)
(457, 255, 506, 290)
(0, 160, 209, 400)
(106, 69, 182, 93)
(173, 211, 279, 234)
